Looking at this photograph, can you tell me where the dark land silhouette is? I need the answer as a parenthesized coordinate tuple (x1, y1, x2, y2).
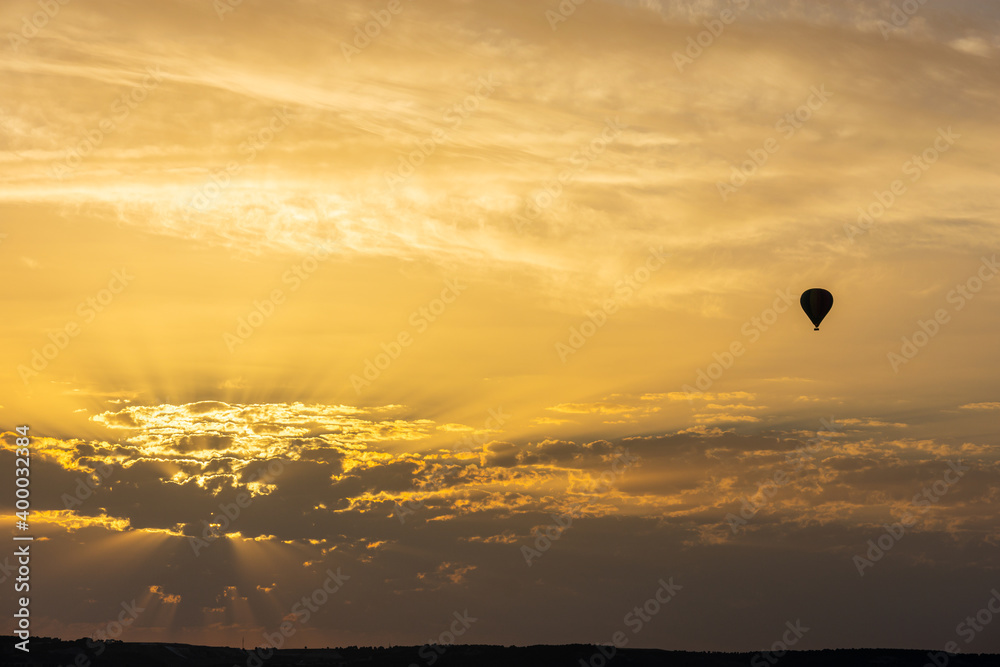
(3, 637, 998, 666)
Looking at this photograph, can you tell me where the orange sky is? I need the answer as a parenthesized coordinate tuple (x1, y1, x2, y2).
(2, 0, 999, 652)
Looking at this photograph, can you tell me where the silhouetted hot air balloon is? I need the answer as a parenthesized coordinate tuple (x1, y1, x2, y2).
(800, 288, 833, 331)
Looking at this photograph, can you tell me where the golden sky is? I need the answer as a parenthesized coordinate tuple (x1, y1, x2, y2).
(2, 0, 999, 652)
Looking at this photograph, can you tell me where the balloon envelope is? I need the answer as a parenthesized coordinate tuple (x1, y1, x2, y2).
(800, 288, 833, 330)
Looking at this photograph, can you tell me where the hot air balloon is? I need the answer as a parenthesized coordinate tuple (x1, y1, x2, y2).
(800, 288, 833, 331)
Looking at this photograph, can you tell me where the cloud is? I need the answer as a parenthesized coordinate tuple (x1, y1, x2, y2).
(3, 0, 1000, 652)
